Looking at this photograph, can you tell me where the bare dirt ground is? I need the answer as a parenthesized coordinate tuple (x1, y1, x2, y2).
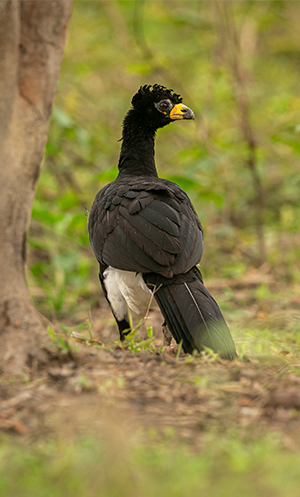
(1, 281, 300, 449)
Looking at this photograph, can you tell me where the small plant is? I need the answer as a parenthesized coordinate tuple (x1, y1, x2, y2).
(47, 326, 78, 357)
(194, 375, 209, 389)
(175, 341, 183, 361)
(200, 346, 221, 363)
(120, 295, 157, 353)
(72, 374, 93, 391)
(70, 319, 102, 347)
(121, 321, 155, 354)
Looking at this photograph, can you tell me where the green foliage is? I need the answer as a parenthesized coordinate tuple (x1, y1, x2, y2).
(120, 320, 156, 353)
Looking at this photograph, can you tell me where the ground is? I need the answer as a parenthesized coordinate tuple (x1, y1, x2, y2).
(1, 273, 300, 496)
(1, 273, 300, 452)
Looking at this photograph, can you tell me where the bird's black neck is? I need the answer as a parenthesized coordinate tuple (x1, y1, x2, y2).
(117, 111, 158, 178)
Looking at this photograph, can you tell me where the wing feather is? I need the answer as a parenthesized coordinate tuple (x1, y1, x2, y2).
(88, 177, 203, 276)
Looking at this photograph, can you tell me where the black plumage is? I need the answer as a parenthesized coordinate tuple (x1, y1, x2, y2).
(88, 84, 236, 360)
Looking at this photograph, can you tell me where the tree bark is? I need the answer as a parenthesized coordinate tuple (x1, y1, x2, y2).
(0, 0, 72, 373)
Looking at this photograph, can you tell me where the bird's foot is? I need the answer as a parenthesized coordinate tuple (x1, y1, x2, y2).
(162, 323, 173, 346)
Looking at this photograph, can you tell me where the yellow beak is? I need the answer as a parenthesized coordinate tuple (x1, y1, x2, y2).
(169, 103, 195, 120)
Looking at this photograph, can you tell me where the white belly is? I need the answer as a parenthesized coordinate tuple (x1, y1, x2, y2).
(103, 267, 153, 321)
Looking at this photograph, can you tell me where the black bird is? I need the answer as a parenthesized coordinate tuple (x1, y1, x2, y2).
(88, 85, 236, 360)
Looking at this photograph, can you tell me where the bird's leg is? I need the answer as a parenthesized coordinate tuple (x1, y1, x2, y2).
(162, 321, 173, 346)
(116, 317, 131, 341)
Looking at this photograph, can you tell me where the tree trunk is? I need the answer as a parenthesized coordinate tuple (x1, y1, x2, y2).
(0, 0, 72, 373)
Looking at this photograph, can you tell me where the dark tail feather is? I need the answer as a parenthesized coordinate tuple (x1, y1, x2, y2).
(146, 271, 236, 360)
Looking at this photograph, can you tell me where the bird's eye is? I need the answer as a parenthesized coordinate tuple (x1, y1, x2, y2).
(159, 101, 169, 110)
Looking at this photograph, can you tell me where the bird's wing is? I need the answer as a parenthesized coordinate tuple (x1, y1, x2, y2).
(88, 177, 203, 277)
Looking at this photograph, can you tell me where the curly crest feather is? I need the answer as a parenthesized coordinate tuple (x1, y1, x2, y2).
(131, 84, 182, 109)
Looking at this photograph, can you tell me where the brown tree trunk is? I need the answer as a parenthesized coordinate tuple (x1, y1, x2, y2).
(0, 0, 72, 373)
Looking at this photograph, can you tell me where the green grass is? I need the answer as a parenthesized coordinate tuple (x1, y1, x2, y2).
(0, 431, 300, 497)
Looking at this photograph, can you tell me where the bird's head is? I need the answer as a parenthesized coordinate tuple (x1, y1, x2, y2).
(124, 84, 195, 134)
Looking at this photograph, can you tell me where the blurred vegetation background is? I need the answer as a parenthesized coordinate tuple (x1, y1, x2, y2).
(27, 0, 300, 322)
